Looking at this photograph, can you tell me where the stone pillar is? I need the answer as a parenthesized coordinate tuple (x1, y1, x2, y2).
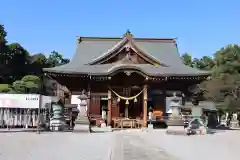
(107, 89, 112, 126)
(143, 85, 148, 127)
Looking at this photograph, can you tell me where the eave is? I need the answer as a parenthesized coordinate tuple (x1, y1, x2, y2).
(44, 64, 211, 82)
(45, 71, 209, 82)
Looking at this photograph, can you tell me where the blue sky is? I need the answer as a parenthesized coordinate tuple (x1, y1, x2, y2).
(1, 0, 239, 59)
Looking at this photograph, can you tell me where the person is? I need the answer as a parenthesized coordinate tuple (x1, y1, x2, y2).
(148, 106, 153, 120)
(101, 106, 107, 125)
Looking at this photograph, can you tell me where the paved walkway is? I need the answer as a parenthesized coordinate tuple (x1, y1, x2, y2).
(111, 132, 176, 160)
(2, 130, 239, 160)
(0, 132, 113, 160)
(0, 131, 175, 160)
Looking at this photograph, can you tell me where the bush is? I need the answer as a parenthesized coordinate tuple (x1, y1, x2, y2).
(0, 84, 10, 93)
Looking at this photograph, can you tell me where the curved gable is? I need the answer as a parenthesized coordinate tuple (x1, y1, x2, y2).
(87, 33, 165, 66)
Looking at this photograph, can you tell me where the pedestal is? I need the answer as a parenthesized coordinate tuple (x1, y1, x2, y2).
(166, 126, 186, 135)
(50, 119, 65, 131)
(148, 124, 154, 131)
(230, 120, 239, 128)
(167, 107, 184, 126)
(74, 117, 90, 133)
(220, 120, 227, 126)
(73, 104, 90, 133)
(50, 104, 66, 131)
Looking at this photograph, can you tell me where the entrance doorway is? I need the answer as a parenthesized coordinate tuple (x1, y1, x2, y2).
(118, 96, 143, 119)
(100, 98, 108, 122)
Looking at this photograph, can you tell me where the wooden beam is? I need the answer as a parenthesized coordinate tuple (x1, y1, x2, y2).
(143, 84, 148, 127)
(107, 89, 112, 126)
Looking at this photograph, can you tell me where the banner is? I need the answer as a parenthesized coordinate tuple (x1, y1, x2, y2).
(0, 94, 40, 108)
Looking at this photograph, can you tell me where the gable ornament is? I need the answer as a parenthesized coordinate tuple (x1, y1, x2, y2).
(124, 71, 133, 76)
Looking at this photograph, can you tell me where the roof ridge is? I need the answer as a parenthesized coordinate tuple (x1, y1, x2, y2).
(77, 36, 176, 43)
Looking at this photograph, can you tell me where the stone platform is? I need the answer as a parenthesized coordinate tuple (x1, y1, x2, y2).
(166, 126, 187, 135)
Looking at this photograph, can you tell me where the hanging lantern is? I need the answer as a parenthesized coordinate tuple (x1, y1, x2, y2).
(134, 97, 137, 103)
(117, 97, 121, 102)
(125, 100, 129, 104)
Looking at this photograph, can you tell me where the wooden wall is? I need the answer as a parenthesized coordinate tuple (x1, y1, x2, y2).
(89, 94, 121, 117)
(62, 72, 198, 118)
(90, 95, 101, 115)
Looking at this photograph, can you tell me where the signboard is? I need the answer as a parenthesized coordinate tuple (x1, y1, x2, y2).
(0, 94, 40, 108)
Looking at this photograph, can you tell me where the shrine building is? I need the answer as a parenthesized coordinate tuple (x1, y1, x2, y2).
(43, 31, 210, 128)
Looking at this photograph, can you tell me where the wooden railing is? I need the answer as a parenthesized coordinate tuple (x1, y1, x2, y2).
(88, 114, 206, 128)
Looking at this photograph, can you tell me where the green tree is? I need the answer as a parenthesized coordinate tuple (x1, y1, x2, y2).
(11, 75, 41, 93)
(7, 43, 30, 81)
(213, 44, 240, 76)
(197, 56, 215, 70)
(46, 50, 70, 67)
(0, 24, 7, 46)
(0, 24, 70, 95)
(181, 44, 240, 111)
(181, 53, 193, 67)
(200, 45, 240, 110)
(28, 53, 48, 75)
(0, 24, 9, 81)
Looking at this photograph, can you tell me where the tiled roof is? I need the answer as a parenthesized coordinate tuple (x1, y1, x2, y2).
(43, 34, 210, 76)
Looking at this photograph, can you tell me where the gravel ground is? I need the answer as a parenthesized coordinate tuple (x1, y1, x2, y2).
(139, 130, 240, 160)
(0, 130, 239, 160)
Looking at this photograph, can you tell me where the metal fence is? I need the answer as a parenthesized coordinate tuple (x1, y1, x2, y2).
(0, 108, 47, 129)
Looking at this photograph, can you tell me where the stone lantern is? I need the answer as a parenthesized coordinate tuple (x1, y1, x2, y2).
(168, 92, 181, 119)
(73, 90, 90, 132)
(166, 92, 184, 126)
(50, 102, 66, 131)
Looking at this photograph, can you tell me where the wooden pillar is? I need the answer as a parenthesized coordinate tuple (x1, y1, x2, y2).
(107, 89, 112, 126)
(143, 85, 148, 127)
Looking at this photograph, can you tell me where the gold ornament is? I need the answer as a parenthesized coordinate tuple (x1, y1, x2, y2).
(134, 98, 137, 103)
(125, 100, 129, 104)
(117, 97, 121, 102)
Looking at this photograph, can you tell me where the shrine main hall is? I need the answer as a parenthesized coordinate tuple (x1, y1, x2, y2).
(43, 31, 209, 128)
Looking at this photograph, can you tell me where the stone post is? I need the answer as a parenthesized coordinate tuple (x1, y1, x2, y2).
(230, 113, 239, 128)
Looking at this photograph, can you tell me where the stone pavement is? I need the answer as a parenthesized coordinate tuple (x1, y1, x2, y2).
(111, 132, 176, 160)
(0, 132, 113, 160)
(0, 131, 176, 160)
